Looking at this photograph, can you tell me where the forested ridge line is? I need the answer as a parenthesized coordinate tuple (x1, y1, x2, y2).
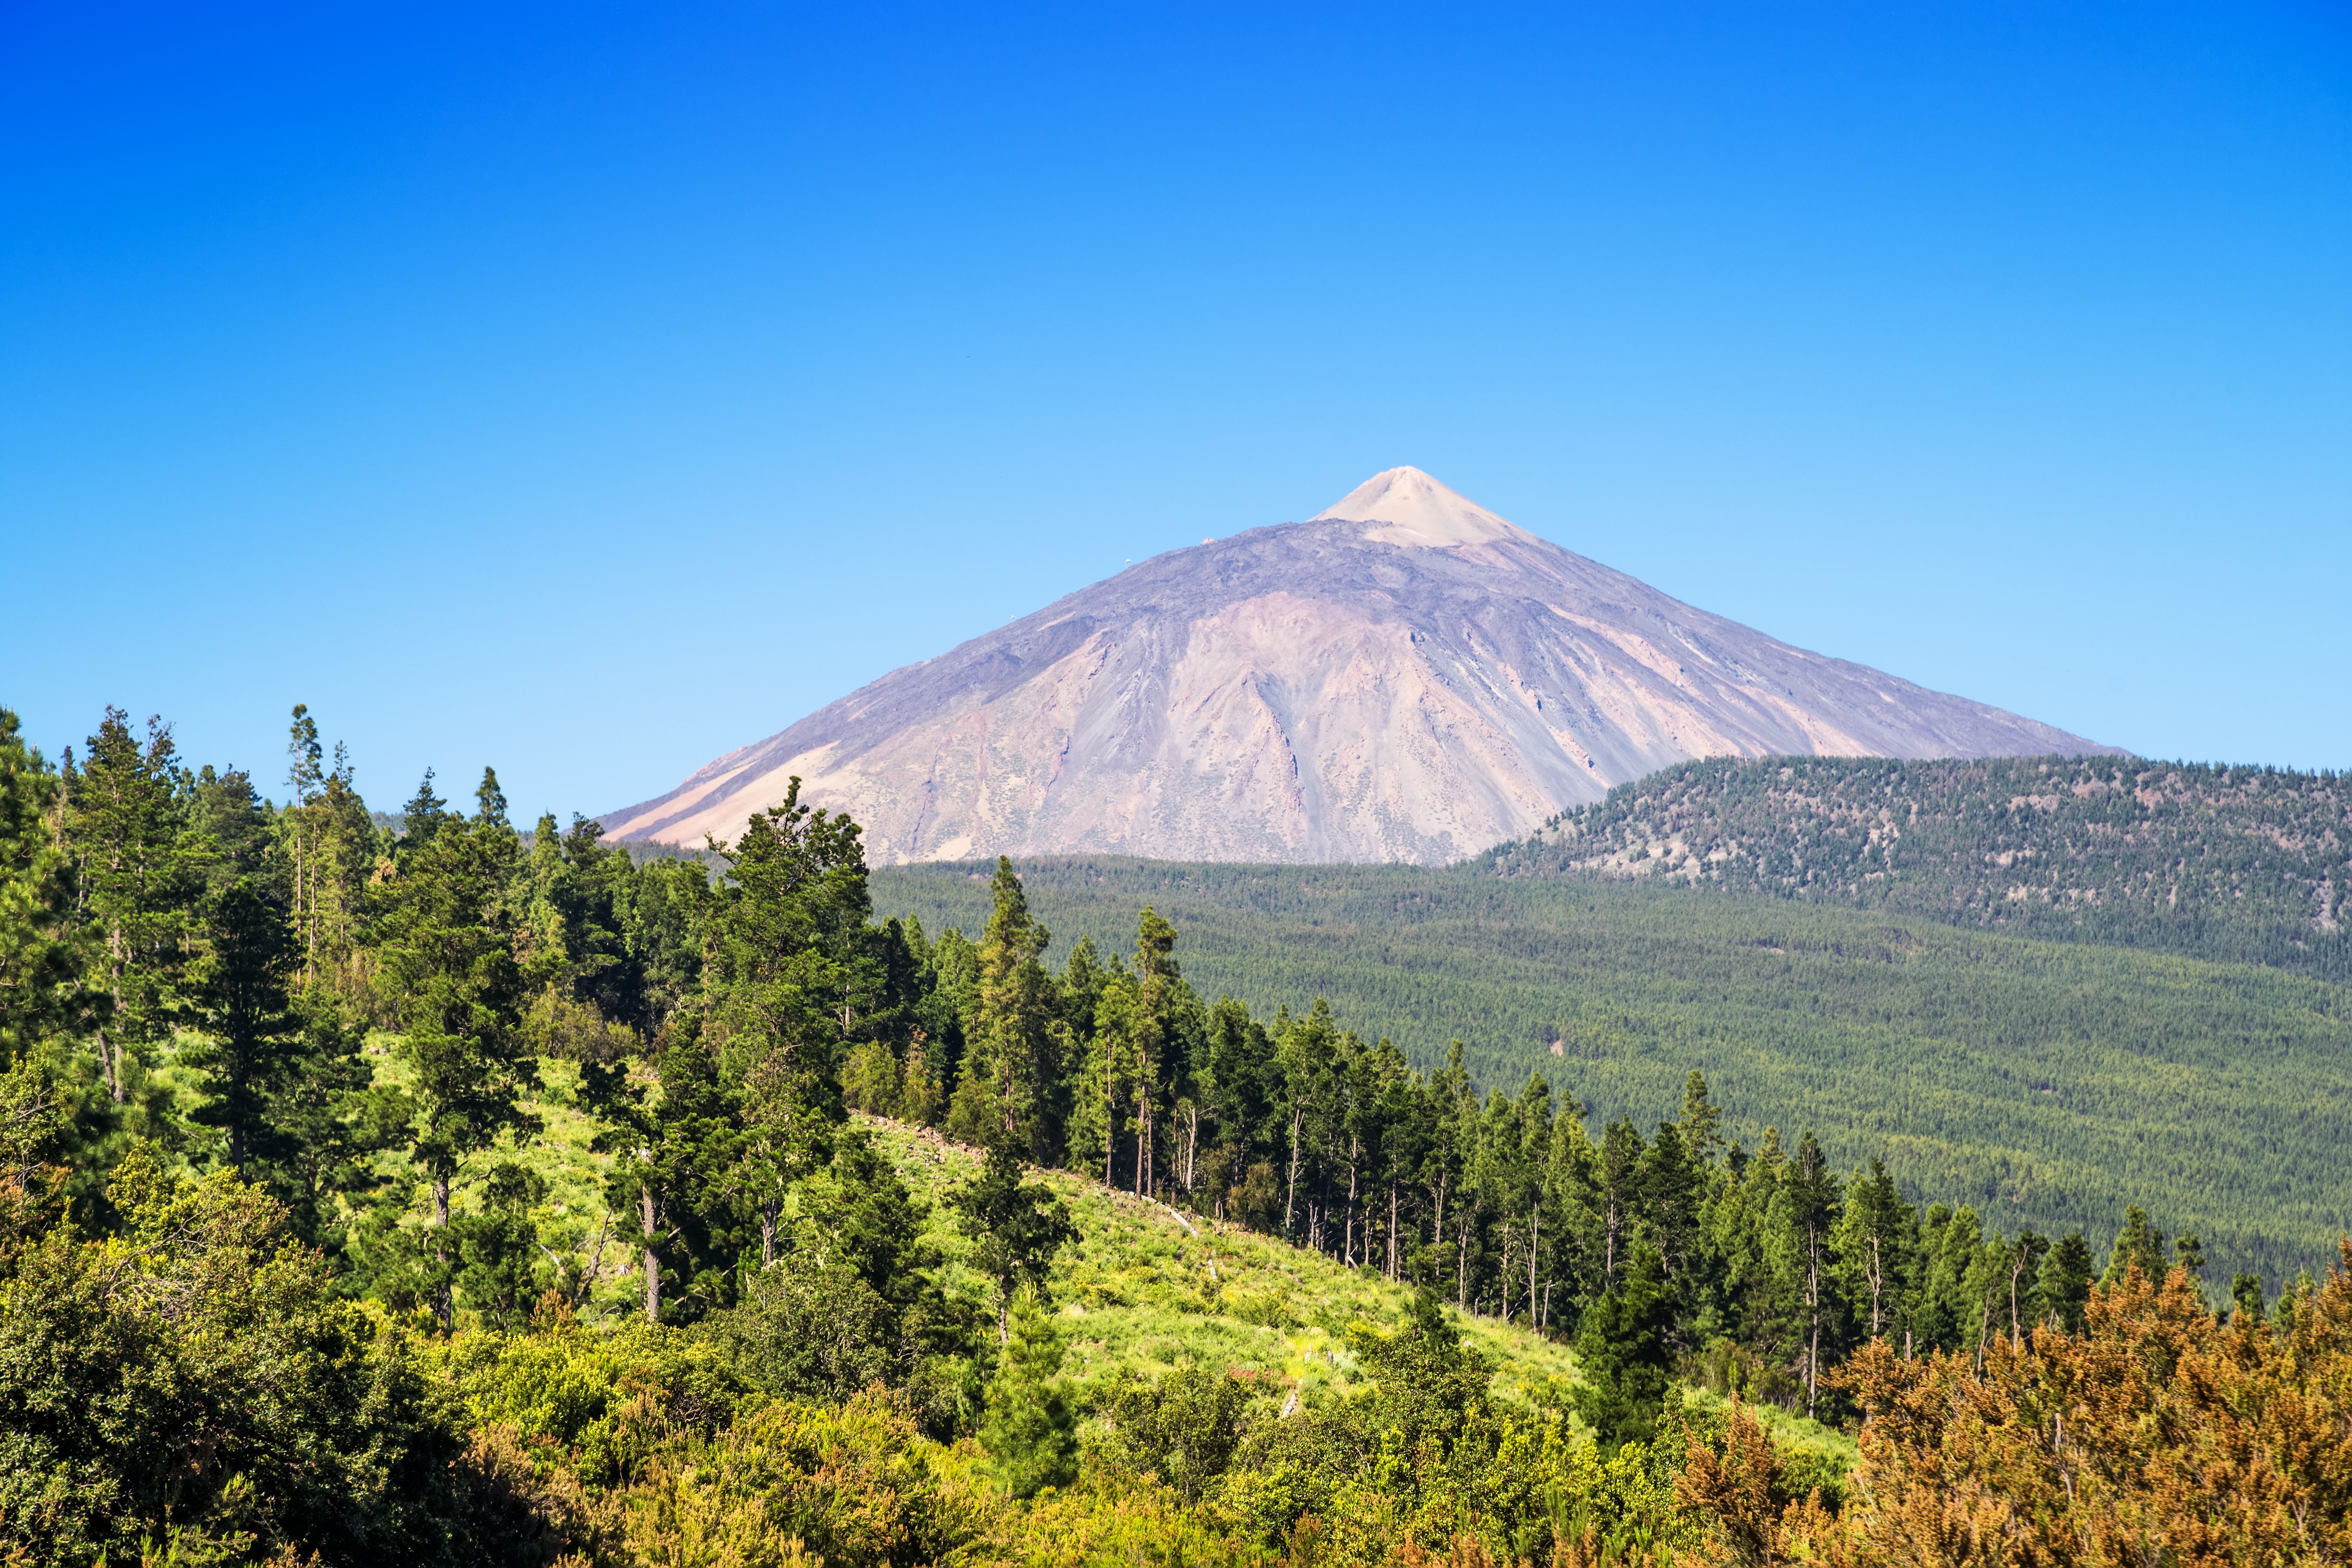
(1478, 753, 2352, 979)
(873, 856, 2352, 1287)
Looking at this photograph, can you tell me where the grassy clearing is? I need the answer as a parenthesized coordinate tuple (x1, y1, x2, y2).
(351, 1048, 1853, 1461)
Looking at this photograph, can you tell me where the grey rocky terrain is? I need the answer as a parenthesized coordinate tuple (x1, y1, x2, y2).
(604, 469, 2110, 862)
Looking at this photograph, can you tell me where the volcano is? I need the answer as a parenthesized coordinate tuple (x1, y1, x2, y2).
(602, 468, 2109, 863)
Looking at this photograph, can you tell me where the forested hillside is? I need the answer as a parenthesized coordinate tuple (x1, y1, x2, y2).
(1481, 754, 2352, 979)
(7, 699, 2352, 1563)
(872, 858, 2352, 1287)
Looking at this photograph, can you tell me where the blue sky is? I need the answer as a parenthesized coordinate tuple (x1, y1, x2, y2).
(4, 2, 2346, 820)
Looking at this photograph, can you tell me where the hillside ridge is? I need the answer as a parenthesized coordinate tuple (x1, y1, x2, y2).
(1481, 753, 2352, 979)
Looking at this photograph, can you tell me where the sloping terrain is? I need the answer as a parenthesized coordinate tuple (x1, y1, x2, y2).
(870, 859, 2352, 1286)
(605, 469, 2107, 864)
(1483, 754, 2352, 980)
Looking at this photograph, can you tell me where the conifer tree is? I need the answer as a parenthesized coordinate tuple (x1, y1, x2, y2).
(184, 876, 297, 1174)
(1833, 1157, 1916, 1342)
(955, 859, 1064, 1155)
(376, 776, 535, 1325)
(64, 709, 207, 1105)
(2104, 1205, 2167, 1286)
(980, 1286, 1078, 1499)
(953, 1121, 1076, 1342)
(1573, 1241, 1675, 1450)
(0, 709, 79, 1070)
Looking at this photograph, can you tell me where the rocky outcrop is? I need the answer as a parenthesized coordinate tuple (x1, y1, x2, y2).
(603, 468, 2111, 863)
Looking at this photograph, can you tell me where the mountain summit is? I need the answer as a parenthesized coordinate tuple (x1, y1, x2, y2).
(603, 470, 2110, 863)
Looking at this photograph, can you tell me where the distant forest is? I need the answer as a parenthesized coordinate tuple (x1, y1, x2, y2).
(873, 859, 2352, 1288)
(1481, 753, 2352, 980)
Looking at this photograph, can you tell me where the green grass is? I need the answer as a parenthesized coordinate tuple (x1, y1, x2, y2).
(873, 859, 2352, 1286)
(352, 1047, 1854, 1459)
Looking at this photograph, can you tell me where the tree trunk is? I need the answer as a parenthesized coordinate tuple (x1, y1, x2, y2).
(641, 1185, 662, 1325)
(1804, 1230, 1820, 1419)
(1283, 1105, 1304, 1241)
(433, 1173, 453, 1331)
(1457, 1208, 1471, 1309)
(1344, 1136, 1360, 1267)
(761, 1196, 778, 1268)
(104, 925, 126, 1103)
(1387, 1182, 1399, 1282)
(1528, 1206, 1539, 1327)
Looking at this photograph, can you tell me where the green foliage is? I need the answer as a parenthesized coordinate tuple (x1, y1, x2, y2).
(1574, 1244, 1675, 1451)
(0, 1141, 466, 1566)
(874, 854, 2352, 1285)
(1099, 1359, 1255, 1504)
(377, 785, 539, 1252)
(953, 1122, 1078, 1340)
(1488, 752, 2352, 980)
(981, 1287, 1079, 1499)
(0, 708, 79, 1071)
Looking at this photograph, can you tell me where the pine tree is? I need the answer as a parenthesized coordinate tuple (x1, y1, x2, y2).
(1573, 1241, 1675, 1450)
(376, 779, 536, 1325)
(2035, 1230, 2096, 1332)
(184, 877, 297, 1175)
(952, 1121, 1076, 1342)
(2104, 1205, 2168, 1286)
(64, 709, 207, 1106)
(0, 709, 80, 1070)
(1832, 1157, 1917, 1342)
(964, 858, 1064, 1156)
(980, 1286, 1077, 1499)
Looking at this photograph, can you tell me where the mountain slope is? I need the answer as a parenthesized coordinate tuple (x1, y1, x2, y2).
(868, 858, 2352, 1286)
(606, 468, 2110, 863)
(1482, 754, 2352, 980)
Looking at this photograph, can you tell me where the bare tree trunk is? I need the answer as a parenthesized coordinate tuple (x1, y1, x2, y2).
(1457, 1207, 1472, 1310)
(1387, 1182, 1399, 1282)
(2009, 1251, 2027, 1348)
(1604, 1194, 1618, 1290)
(1283, 1105, 1304, 1241)
(1528, 1206, 1539, 1327)
(1805, 1228, 1821, 1418)
(641, 1185, 662, 1326)
(1184, 1104, 1198, 1194)
(434, 1173, 453, 1331)
(104, 926, 126, 1103)
(1344, 1135, 1360, 1267)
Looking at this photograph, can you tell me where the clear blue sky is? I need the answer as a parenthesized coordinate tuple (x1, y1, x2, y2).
(5, 2, 2346, 821)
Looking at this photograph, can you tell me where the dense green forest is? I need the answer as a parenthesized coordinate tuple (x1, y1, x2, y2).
(6, 701, 2351, 1564)
(1481, 753, 2352, 979)
(872, 858, 2352, 1287)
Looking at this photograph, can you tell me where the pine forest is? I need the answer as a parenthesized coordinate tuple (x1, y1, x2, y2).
(2, 702, 2349, 1565)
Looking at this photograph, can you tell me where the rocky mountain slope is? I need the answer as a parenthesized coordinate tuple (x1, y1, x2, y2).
(1482, 753, 2352, 978)
(604, 468, 2110, 863)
